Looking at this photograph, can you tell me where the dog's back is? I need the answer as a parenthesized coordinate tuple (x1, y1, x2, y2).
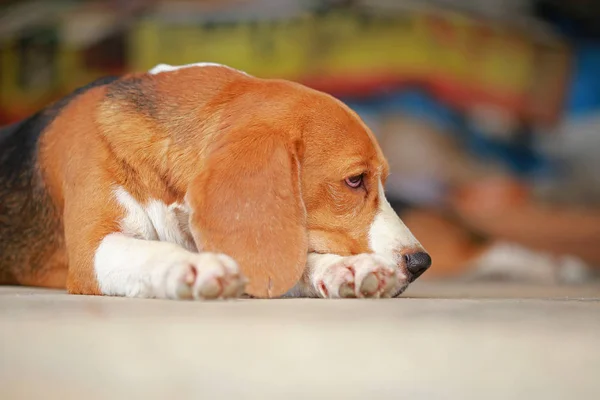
(0, 76, 118, 286)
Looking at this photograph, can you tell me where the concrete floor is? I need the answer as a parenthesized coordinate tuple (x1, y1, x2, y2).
(1, 282, 599, 400)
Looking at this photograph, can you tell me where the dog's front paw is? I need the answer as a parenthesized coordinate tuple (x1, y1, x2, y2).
(313, 254, 404, 298)
(153, 253, 247, 300)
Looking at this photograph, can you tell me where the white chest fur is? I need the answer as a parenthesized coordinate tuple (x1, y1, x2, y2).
(114, 186, 196, 251)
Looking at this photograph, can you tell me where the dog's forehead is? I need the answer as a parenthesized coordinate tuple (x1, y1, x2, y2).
(311, 97, 387, 169)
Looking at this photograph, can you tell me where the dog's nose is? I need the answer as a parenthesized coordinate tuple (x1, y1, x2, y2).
(404, 251, 432, 280)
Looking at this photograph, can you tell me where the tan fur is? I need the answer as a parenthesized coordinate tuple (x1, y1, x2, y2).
(14, 66, 392, 297)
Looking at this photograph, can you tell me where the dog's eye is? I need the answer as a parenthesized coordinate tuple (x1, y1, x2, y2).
(345, 174, 364, 188)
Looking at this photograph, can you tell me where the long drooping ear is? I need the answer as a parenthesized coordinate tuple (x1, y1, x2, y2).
(187, 126, 307, 298)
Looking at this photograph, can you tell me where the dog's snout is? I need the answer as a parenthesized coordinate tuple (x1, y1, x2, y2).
(404, 251, 431, 280)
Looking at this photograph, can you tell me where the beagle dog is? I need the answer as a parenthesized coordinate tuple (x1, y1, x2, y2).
(0, 62, 431, 299)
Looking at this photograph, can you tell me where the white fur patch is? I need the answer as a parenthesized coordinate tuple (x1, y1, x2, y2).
(145, 199, 196, 251)
(285, 253, 409, 298)
(114, 186, 195, 251)
(148, 62, 248, 76)
(94, 233, 245, 299)
(114, 187, 157, 240)
(368, 181, 420, 264)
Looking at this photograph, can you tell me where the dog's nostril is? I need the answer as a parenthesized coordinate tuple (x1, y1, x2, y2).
(405, 252, 432, 277)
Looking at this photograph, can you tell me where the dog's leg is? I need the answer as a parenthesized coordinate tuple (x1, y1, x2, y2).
(287, 253, 406, 298)
(61, 176, 246, 299)
(92, 233, 247, 299)
(68, 230, 246, 299)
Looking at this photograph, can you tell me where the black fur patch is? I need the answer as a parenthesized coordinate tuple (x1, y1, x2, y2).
(0, 76, 119, 189)
(106, 76, 157, 117)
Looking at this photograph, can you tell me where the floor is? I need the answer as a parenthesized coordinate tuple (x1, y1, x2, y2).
(1, 282, 599, 400)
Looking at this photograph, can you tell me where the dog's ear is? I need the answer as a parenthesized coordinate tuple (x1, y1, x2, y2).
(187, 126, 307, 298)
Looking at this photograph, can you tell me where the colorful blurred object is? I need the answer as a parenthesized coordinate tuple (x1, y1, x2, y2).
(0, 1, 571, 125)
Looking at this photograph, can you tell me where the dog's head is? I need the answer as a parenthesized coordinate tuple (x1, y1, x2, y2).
(159, 66, 431, 297)
(299, 91, 431, 289)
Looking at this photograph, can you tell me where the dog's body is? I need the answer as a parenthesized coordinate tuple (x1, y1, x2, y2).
(0, 63, 430, 299)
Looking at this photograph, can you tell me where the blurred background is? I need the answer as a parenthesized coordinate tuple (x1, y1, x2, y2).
(1, 0, 599, 285)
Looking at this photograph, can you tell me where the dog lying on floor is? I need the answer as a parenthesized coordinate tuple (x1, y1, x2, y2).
(0, 63, 431, 299)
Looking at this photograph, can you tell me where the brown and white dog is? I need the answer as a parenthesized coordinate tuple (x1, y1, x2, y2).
(0, 62, 431, 299)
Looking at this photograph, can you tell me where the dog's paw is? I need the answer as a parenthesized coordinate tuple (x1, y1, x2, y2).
(314, 254, 404, 298)
(155, 253, 247, 300)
